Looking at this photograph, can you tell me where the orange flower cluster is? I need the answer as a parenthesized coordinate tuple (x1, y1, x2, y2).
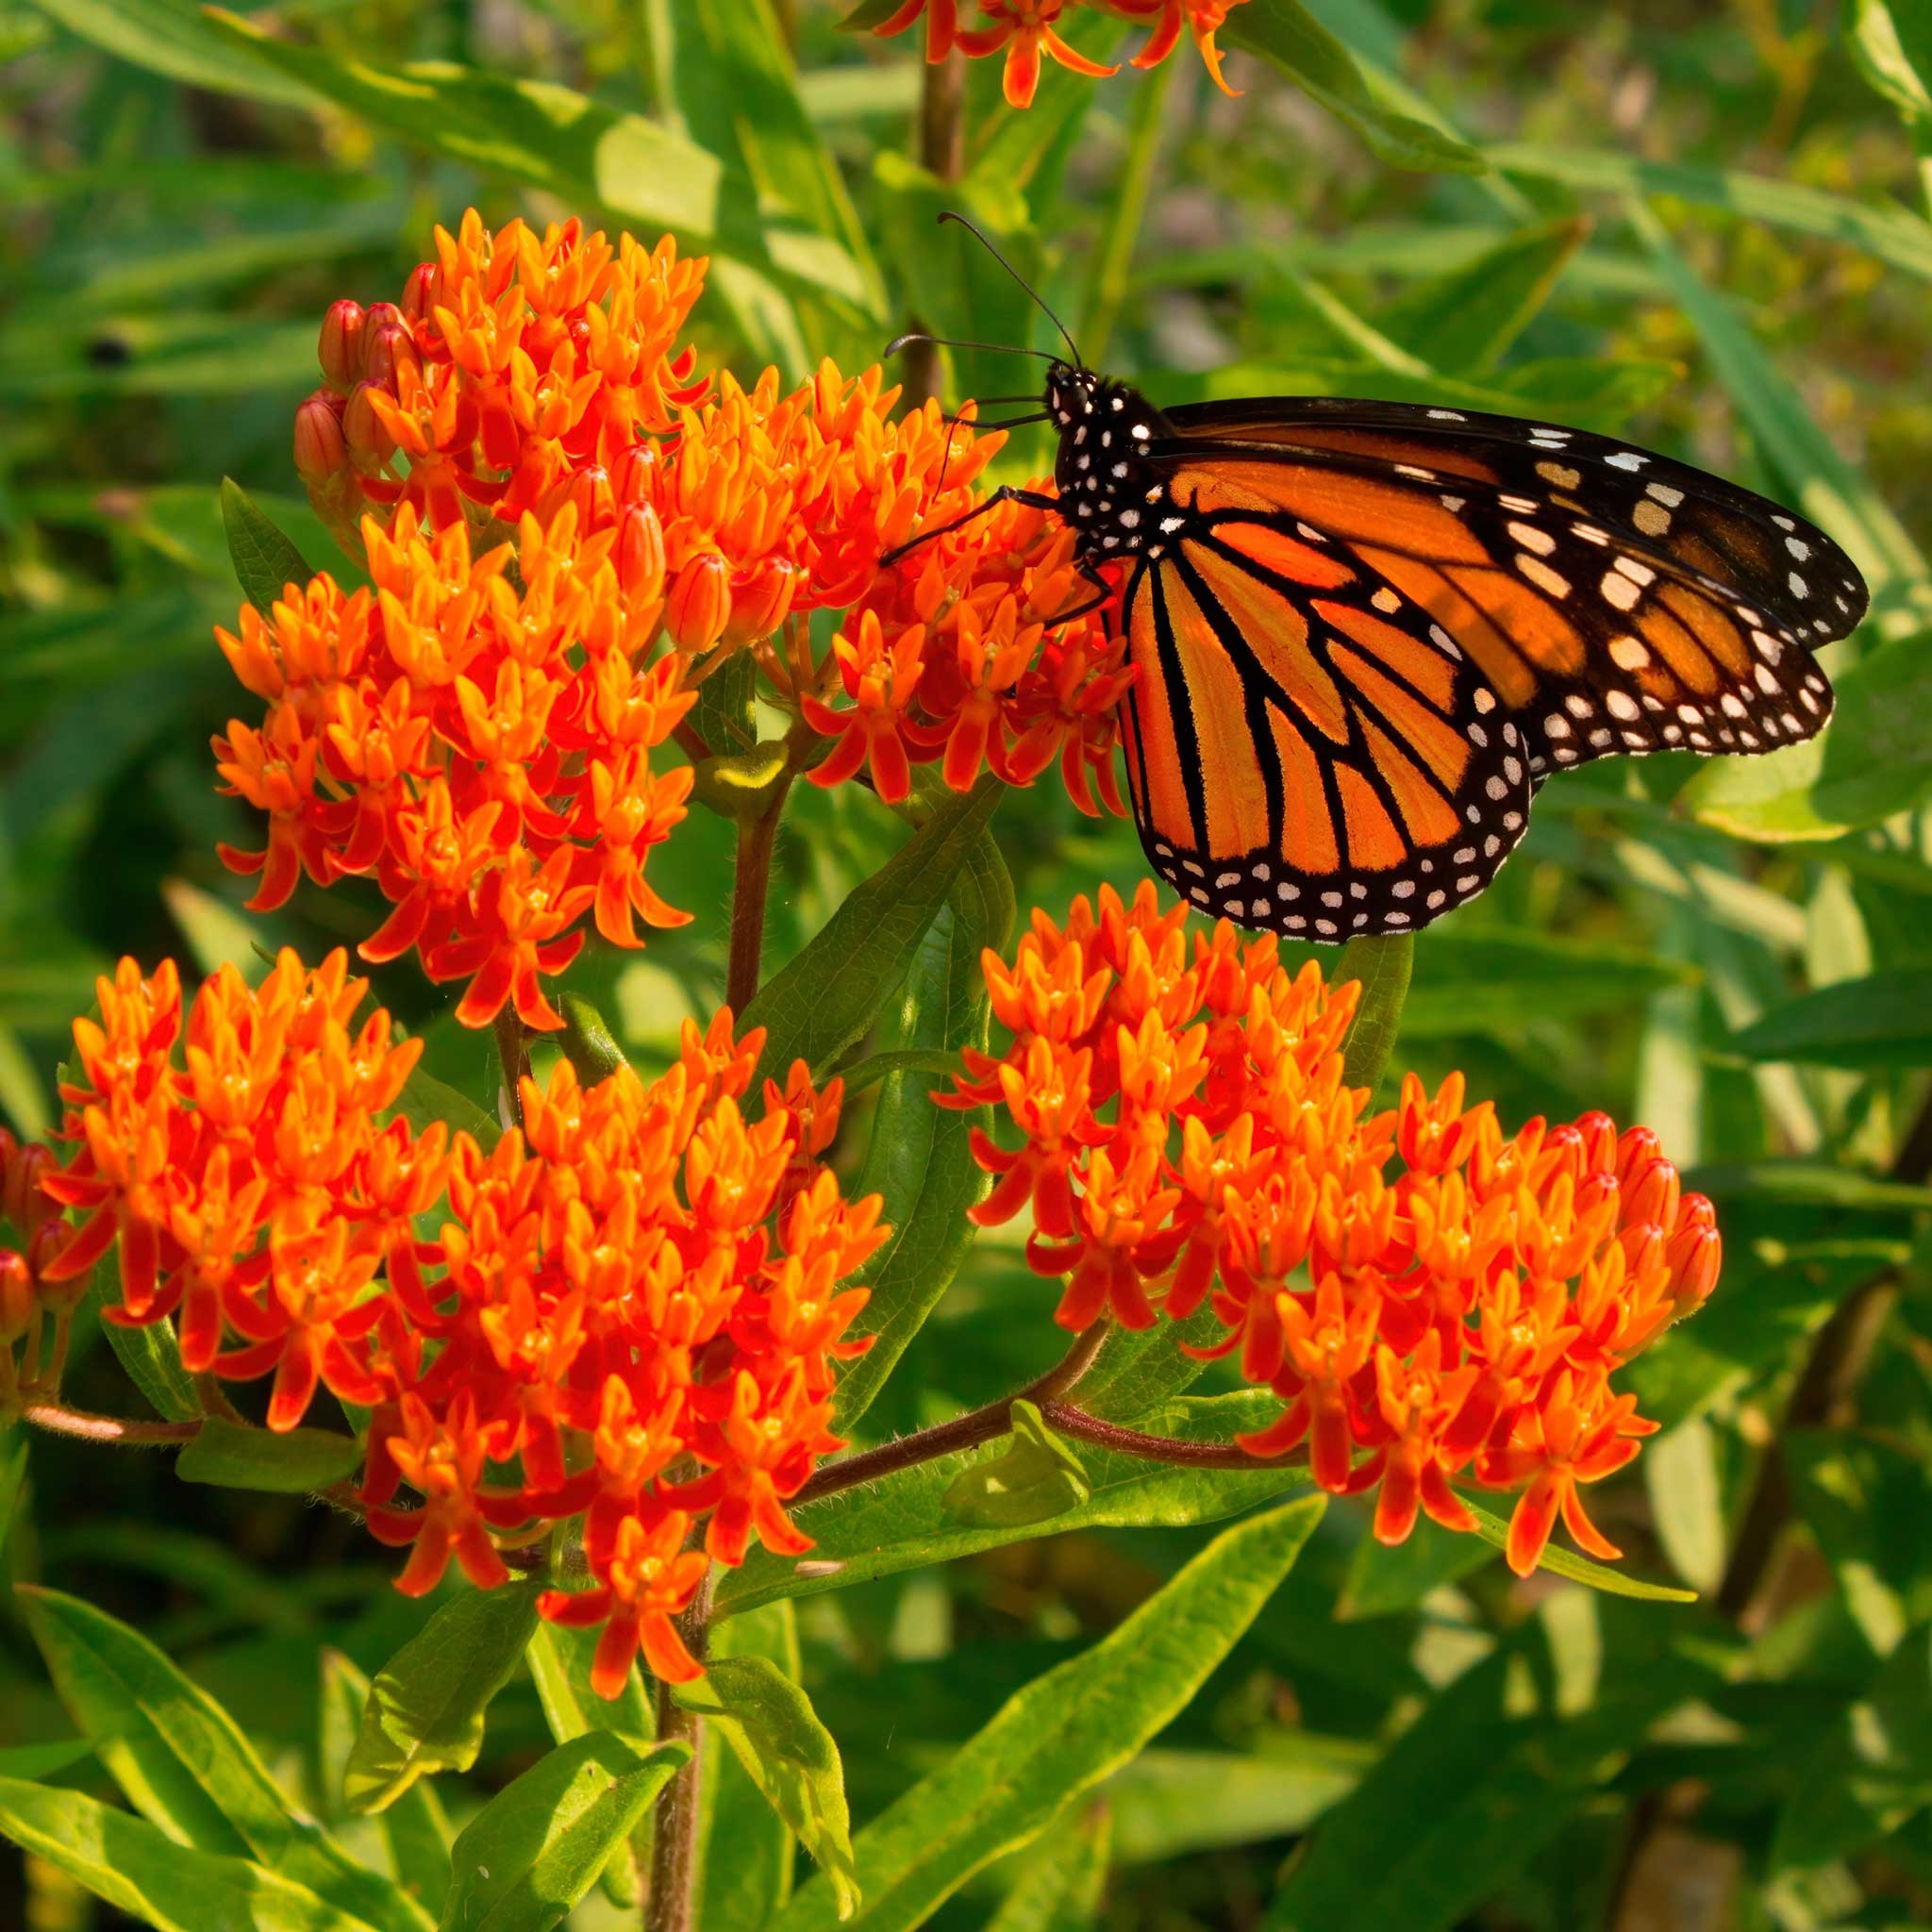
(872, 0, 1248, 107)
(952, 883, 1722, 1578)
(231, 213, 1128, 1021)
(213, 500, 693, 1031)
(37, 956, 883, 1693)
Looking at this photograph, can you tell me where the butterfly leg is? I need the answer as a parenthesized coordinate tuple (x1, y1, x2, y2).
(1039, 557, 1123, 626)
(878, 485, 1060, 569)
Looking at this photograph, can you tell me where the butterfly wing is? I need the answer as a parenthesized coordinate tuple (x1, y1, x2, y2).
(1118, 527, 1532, 937)
(1156, 398, 1857, 774)
(1111, 398, 1863, 939)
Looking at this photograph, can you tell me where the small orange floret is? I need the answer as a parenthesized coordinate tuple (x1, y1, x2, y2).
(955, 880, 1721, 1580)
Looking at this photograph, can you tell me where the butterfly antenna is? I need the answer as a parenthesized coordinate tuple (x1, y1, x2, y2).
(884, 331, 1056, 364)
(937, 209, 1082, 368)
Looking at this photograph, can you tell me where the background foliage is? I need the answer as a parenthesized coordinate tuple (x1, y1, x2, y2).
(4, 0, 1932, 1926)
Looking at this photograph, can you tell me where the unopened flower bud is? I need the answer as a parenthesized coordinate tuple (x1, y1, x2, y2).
(612, 442, 658, 505)
(2, 1141, 58, 1237)
(665, 553, 731, 653)
(1665, 1223, 1721, 1317)
(1615, 1124, 1662, 1188)
(399, 264, 438, 329)
(26, 1221, 79, 1307)
(1576, 1110, 1617, 1174)
(343, 383, 397, 475)
(1624, 1158, 1680, 1233)
(318, 300, 365, 394)
(361, 320, 414, 391)
(724, 558, 798, 646)
(619, 504, 667, 598)
(568, 463, 616, 532)
(293, 390, 350, 491)
(0, 1251, 32, 1344)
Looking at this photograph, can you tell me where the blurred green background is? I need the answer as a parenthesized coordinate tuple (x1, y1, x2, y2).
(5, 0, 1932, 1926)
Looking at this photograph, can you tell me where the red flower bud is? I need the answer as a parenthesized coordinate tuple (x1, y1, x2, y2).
(1624, 1158, 1680, 1233)
(362, 320, 414, 391)
(319, 300, 365, 394)
(342, 383, 397, 475)
(665, 553, 731, 653)
(613, 442, 658, 505)
(1576, 1110, 1617, 1174)
(3, 1141, 58, 1237)
(0, 1250, 31, 1344)
(1615, 1124, 1662, 1188)
(399, 260, 438, 326)
(724, 558, 798, 647)
(1665, 1223, 1721, 1318)
(620, 504, 667, 599)
(293, 391, 350, 491)
(26, 1221, 81, 1308)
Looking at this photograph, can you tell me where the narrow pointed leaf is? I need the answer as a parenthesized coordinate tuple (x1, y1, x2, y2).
(438, 1734, 689, 1932)
(0, 1777, 384, 1932)
(677, 1656, 858, 1918)
(1337, 932, 1412, 1093)
(700, 1604, 799, 1930)
(771, 1497, 1325, 1931)
(221, 478, 312, 617)
(344, 1584, 542, 1815)
(17, 1587, 425, 1931)
(1454, 1496, 1696, 1602)
(176, 1417, 362, 1493)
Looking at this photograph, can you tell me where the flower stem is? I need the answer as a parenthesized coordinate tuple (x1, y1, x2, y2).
(646, 1571, 715, 1932)
(494, 1007, 530, 1132)
(22, 1403, 201, 1445)
(789, 1320, 1112, 1509)
(726, 791, 787, 1016)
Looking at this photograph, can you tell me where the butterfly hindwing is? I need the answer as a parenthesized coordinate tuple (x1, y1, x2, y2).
(1119, 520, 1534, 938)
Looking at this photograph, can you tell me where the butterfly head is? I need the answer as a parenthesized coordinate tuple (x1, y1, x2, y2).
(1045, 363, 1170, 559)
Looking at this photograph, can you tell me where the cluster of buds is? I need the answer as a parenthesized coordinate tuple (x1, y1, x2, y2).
(213, 500, 693, 1032)
(873, 0, 1249, 107)
(953, 882, 1722, 1576)
(34, 956, 883, 1693)
(0, 1129, 80, 1410)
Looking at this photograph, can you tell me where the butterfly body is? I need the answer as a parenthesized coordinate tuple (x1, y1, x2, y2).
(1032, 359, 1863, 940)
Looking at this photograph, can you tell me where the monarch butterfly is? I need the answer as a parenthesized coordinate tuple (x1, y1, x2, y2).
(892, 218, 1866, 941)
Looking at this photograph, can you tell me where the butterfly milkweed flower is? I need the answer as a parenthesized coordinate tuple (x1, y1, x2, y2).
(219, 211, 1131, 1030)
(950, 883, 1721, 1577)
(36, 956, 884, 1693)
(873, 0, 1248, 107)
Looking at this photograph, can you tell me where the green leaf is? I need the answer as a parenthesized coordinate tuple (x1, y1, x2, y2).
(772, 1497, 1324, 1932)
(344, 1584, 542, 1815)
(176, 1418, 362, 1494)
(1222, 1, 1484, 175)
(1401, 929, 1694, 1036)
(1847, 0, 1932, 128)
(1728, 969, 1932, 1068)
(1787, 1433, 1932, 1656)
(25, 0, 321, 107)
(524, 1620, 653, 1909)
(17, 1587, 425, 1932)
(0, 1739, 94, 1781)
(745, 775, 1004, 1086)
(717, 1391, 1308, 1617)
(198, 12, 877, 317)
(438, 1734, 689, 1932)
(390, 1062, 500, 1152)
(83, 1270, 199, 1422)
(1337, 932, 1412, 1093)
(1683, 629, 1932, 841)
(692, 648, 759, 759)
(677, 1657, 858, 1918)
(221, 479, 313, 619)
(700, 1604, 800, 1929)
(1263, 1602, 1721, 1932)
(1644, 1417, 1726, 1596)
(1454, 1497, 1697, 1602)
(0, 1776, 385, 1932)
(832, 829, 1011, 1432)
(1105, 1740, 1371, 1863)
(1379, 217, 1591, 374)
(986, 1803, 1110, 1932)
(320, 1653, 454, 1920)
(941, 1401, 1091, 1529)
(837, 0, 904, 26)
(1686, 1160, 1932, 1214)
(1489, 141, 1932, 288)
